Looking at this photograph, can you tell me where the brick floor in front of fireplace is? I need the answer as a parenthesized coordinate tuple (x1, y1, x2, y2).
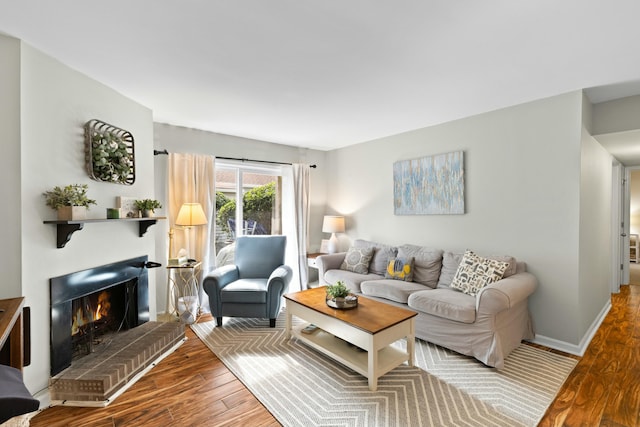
(49, 321, 185, 405)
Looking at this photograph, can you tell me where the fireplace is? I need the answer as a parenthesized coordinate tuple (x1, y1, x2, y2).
(50, 256, 150, 376)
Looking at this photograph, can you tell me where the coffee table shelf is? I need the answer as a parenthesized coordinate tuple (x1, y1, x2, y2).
(291, 324, 409, 381)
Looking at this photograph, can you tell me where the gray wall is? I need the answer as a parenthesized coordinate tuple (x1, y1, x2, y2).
(592, 94, 640, 135)
(7, 37, 157, 393)
(0, 35, 22, 298)
(152, 123, 328, 311)
(324, 91, 612, 352)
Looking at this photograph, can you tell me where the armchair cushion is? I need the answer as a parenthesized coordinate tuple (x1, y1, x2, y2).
(220, 279, 268, 303)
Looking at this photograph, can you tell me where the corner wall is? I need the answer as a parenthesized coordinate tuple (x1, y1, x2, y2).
(325, 91, 592, 348)
(0, 35, 22, 298)
(579, 123, 613, 341)
(17, 39, 156, 393)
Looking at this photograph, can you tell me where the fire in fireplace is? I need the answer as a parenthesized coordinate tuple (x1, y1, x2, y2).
(50, 256, 152, 376)
(70, 284, 130, 360)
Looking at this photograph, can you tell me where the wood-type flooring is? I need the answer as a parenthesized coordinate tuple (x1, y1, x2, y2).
(31, 284, 640, 426)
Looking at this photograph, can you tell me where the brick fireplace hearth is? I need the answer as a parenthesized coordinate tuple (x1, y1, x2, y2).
(49, 321, 184, 404)
(48, 256, 185, 405)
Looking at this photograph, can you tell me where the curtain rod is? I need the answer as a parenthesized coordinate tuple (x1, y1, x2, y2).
(153, 150, 317, 168)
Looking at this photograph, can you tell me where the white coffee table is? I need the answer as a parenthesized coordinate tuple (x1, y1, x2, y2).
(284, 286, 417, 391)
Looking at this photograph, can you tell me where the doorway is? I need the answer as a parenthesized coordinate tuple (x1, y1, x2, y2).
(628, 168, 640, 285)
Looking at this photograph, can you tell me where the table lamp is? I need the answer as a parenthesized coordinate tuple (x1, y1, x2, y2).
(322, 215, 345, 254)
(174, 202, 208, 261)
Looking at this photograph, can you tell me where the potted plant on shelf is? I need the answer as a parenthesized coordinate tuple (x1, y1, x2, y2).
(325, 280, 358, 309)
(43, 184, 97, 220)
(134, 199, 162, 218)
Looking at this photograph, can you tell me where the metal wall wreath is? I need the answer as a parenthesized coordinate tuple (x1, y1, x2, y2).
(84, 119, 136, 185)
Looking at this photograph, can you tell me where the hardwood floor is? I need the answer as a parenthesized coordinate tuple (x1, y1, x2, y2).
(538, 283, 640, 427)
(30, 314, 280, 427)
(31, 285, 640, 426)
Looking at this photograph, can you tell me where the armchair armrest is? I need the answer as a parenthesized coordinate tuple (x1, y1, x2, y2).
(203, 264, 239, 295)
(476, 272, 537, 314)
(266, 265, 293, 319)
(316, 253, 347, 286)
(267, 265, 293, 295)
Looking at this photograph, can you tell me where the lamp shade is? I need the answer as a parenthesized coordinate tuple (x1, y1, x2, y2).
(175, 203, 208, 227)
(322, 215, 345, 233)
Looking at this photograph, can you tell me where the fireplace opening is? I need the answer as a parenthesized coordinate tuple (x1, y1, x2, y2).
(70, 279, 137, 361)
(50, 256, 150, 376)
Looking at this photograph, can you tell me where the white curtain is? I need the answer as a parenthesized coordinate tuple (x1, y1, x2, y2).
(168, 153, 216, 311)
(292, 164, 311, 289)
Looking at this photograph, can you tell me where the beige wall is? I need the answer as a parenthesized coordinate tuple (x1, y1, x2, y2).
(592, 94, 640, 136)
(11, 38, 157, 393)
(324, 91, 612, 352)
(152, 123, 328, 310)
(579, 125, 613, 340)
(0, 35, 22, 298)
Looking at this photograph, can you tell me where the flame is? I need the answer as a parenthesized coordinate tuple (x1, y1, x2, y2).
(71, 307, 89, 335)
(70, 291, 112, 336)
(96, 291, 111, 320)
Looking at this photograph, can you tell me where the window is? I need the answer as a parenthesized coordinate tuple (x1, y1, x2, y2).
(213, 160, 283, 263)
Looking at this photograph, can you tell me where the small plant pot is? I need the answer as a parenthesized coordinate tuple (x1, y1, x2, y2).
(326, 293, 358, 310)
(142, 209, 154, 218)
(57, 206, 87, 221)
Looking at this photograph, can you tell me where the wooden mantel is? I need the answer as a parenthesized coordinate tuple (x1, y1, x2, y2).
(0, 297, 26, 370)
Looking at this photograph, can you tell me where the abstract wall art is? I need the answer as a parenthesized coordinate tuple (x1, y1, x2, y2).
(393, 151, 464, 215)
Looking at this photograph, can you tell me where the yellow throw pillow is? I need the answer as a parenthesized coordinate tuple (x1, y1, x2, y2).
(384, 257, 415, 281)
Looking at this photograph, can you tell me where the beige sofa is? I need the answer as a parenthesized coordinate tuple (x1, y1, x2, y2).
(316, 240, 537, 369)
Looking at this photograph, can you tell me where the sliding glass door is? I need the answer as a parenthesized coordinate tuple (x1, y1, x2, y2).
(213, 160, 283, 266)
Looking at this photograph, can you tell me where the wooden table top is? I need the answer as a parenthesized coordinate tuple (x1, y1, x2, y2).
(284, 286, 417, 334)
(0, 297, 25, 348)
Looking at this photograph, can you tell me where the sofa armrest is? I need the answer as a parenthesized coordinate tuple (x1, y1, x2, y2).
(476, 271, 537, 314)
(316, 253, 347, 286)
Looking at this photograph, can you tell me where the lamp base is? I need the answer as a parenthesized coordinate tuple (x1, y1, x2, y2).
(327, 233, 339, 254)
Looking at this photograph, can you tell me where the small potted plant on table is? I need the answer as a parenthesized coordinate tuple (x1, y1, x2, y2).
(134, 199, 162, 217)
(325, 281, 358, 309)
(43, 184, 97, 220)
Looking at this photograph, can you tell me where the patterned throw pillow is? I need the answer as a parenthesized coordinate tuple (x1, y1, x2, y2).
(384, 257, 415, 282)
(450, 250, 509, 296)
(340, 246, 375, 274)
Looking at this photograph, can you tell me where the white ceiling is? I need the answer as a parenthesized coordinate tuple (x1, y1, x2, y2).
(2, 1, 640, 151)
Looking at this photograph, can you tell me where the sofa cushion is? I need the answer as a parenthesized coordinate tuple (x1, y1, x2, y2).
(353, 239, 398, 275)
(324, 269, 383, 293)
(408, 289, 477, 323)
(384, 257, 415, 281)
(340, 246, 374, 274)
(437, 251, 517, 288)
(450, 250, 509, 296)
(397, 245, 443, 288)
(360, 279, 428, 304)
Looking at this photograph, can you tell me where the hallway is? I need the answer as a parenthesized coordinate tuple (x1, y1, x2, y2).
(539, 283, 640, 426)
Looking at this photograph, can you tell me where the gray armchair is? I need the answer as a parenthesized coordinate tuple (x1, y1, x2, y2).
(203, 235, 292, 327)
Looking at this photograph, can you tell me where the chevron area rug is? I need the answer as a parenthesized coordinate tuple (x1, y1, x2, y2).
(191, 313, 576, 427)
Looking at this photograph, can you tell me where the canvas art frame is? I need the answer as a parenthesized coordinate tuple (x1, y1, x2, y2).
(393, 151, 464, 215)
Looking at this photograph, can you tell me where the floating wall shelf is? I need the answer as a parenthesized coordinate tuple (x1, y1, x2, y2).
(44, 217, 165, 248)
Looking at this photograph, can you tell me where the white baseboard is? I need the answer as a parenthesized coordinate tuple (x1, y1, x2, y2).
(529, 299, 611, 357)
